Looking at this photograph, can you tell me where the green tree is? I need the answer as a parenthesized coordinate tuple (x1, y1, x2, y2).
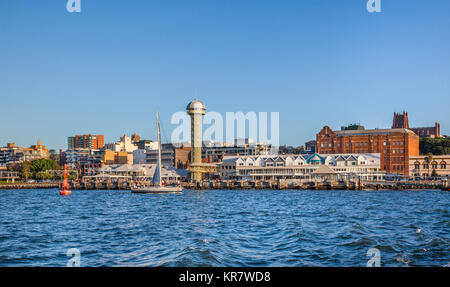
(30, 158, 60, 178)
(7, 161, 31, 180)
(22, 171, 32, 180)
(20, 161, 31, 179)
(35, 171, 51, 180)
(420, 137, 450, 155)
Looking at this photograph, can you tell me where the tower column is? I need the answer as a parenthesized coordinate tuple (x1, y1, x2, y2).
(186, 99, 206, 183)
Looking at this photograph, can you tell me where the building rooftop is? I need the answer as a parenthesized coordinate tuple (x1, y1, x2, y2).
(334, 128, 417, 136)
(312, 165, 336, 175)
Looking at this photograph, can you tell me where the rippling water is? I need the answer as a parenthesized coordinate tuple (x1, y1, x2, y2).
(0, 189, 448, 267)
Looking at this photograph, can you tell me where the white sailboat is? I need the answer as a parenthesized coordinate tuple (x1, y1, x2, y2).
(131, 111, 183, 194)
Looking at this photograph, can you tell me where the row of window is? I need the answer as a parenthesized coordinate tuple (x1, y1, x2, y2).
(384, 165, 404, 171)
(415, 164, 447, 169)
(393, 157, 404, 163)
(222, 165, 236, 170)
(321, 140, 404, 148)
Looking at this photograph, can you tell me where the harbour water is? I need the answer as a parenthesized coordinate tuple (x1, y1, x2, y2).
(0, 189, 448, 267)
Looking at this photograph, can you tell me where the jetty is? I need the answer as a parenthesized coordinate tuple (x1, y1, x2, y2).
(182, 178, 448, 191)
(1, 178, 448, 191)
(0, 182, 59, 190)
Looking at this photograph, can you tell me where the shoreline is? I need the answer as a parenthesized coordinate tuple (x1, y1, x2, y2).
(0, 181, 448, 191)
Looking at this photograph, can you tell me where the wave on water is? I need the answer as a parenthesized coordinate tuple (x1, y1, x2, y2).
(0, 189, 448, 267)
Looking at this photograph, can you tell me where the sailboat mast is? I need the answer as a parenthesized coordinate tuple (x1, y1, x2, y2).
(156, 111, 162, 187)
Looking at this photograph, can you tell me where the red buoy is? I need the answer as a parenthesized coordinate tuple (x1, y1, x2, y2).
(60, 164, 71, 195)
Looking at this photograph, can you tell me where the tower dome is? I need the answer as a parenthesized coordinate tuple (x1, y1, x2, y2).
(186, 99, 206, 114)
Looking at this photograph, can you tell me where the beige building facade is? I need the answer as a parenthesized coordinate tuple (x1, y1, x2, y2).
(409, 155, 450, 178)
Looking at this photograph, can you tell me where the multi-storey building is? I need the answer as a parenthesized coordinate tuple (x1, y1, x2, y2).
(0, 140, 49, 166)
(145, 144, 175, 166)
(64, 148, 104, 176)
(316, 126, 419, 175)
(135, 140, 158, 150)
(133, 143, 191, 168)
(202, 138, 272, 162)
(68, 134, 104, 149)
(65, 149, 102, 165)
(409, 155, 450, 178)
(104, 134, 138, 153)
(219, 153, 384, 181)
(103, 150, 133, 165)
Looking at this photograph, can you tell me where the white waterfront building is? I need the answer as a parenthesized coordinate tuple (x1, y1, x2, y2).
(219, 153, 385, 181)
(83, 164, 188, 183)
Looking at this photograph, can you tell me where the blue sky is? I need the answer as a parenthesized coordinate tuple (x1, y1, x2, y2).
(1, 0, 449, 150)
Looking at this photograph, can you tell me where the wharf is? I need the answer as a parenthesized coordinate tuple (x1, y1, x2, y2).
(183, 179, 448, 191)
(1, 179, 448, 191)
(0, 182, 59, 189)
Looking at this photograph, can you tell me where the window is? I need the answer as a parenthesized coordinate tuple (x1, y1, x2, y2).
(383, 141, 387, 146)
(441, 162, 447, 169)
(356, 143, 359, 147)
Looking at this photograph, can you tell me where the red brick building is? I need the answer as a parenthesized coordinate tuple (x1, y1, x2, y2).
(68, 134, 104, 149)
(316, 127, 419, 175)
(392, 111, 441, 138)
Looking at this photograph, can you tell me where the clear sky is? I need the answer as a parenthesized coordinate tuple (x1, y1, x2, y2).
(1, 0, 449, 150)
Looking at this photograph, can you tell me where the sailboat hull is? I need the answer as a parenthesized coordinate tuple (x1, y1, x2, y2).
(131, 186, 183, 194)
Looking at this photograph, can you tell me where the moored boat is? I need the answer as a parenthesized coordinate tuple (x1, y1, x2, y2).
(131, 111, 183, 194)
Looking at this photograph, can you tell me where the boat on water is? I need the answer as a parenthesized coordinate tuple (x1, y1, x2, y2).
(60, 164, 71, 195)
(131, 185, 183, 194)
(131, 111, 183, 194)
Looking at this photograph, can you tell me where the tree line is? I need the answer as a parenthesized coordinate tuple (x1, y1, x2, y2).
(7, 158, 70, 181)
(420, 137, 450, 155)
